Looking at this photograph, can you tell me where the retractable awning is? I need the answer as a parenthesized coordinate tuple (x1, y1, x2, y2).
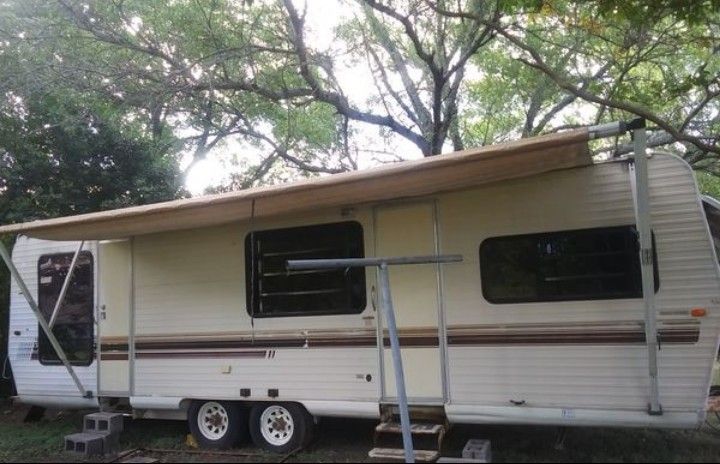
(0, 128, 592, 241)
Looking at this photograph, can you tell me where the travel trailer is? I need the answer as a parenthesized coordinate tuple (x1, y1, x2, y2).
(2, 120, 719, 459)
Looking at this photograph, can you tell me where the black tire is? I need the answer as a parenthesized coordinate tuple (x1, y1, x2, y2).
(249, 402, 314, 453)
(188, 400, 248, 450)
(301, 411, 317, 448)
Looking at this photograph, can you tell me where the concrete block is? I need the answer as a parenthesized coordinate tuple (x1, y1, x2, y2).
(84, 412, 124, 434)
(64, 432, 105, 456)
(462, 439, 491, 462)
(98, 430, 121, 455)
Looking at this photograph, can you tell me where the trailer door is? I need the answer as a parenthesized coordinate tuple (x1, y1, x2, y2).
(375, 201, 444, 403)
(97, 240, 131, 397)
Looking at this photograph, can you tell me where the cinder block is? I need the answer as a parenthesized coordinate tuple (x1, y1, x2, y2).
(98, 430, 121, 455)
(83, 412, 124, 434)
(64, 433, 105, 456)
(462, 439, 491, 462)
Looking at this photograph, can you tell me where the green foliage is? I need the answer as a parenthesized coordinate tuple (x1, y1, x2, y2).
(0, 93, 186, 224)
(460, 0, 720, 169)
(697, 172, 720, 199)
(0, 0, 718, 184)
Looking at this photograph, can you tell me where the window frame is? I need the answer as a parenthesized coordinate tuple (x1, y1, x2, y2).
(479, 225, 660, 305)
(37, 251, 95, 367)
(244, 221, 367, 318)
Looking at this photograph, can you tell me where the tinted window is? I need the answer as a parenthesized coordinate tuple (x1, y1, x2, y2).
(703, 199, 720, 262)
(245, 221, 366, 317)
(480, 226, 658, 303)
(37, 252, 94, 365)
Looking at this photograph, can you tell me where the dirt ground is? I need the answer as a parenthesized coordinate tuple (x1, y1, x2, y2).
(2, 399, 720, 462)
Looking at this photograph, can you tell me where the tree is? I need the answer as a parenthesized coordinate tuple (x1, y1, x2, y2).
(0, 0, 505, 182)
(0, 0, 360, 180)
(1, 0, 718, 183)
(430, 0, 720, 165)
(0, 92, 186, 224)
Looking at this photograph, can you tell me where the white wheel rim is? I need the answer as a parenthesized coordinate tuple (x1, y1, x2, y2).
(260, 405, 295, 447)
(197, 402, 229, 441)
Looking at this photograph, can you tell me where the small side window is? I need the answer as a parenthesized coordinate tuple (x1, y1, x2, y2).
(480, 226, 659, 304)
(702, 198, 720, 263)
(37, 251, 94, 366)
(245, 221, 366, 318)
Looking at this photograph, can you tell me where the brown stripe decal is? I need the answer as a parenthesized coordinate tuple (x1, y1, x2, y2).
(448, 329, 699, 346)
(98, 327, 700, 360)
(135, 339, 306, 351)
(102, 344, 130, 352)
(382, 336, 438, 348)
(135, 350, 267, 360)
(103, 336, 438, 352)
(100, 353, 129, 361)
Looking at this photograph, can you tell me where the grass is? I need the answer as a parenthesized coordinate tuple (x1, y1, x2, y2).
(0, 408, 79, 462)
(1, 401, 719, 462)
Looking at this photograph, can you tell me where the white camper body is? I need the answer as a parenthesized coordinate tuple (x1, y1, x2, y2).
(3, 125, 720, 452)
(7, 152, 720, 427)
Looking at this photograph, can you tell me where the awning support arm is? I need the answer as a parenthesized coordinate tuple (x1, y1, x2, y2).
(288, 254, 463, 464)
(48, 240, 84, 328)
(628, 118, 663, 415)
(0, 241, 90, 398)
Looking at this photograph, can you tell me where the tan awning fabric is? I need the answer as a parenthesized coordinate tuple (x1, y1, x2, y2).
(0, 128, 592, 240)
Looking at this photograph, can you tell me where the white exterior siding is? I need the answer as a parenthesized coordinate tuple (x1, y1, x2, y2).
(134, 348, 378, 401)
(131, 209, 380, 402)
(441, 155, 720, 416)
(8, 237, 98, 405)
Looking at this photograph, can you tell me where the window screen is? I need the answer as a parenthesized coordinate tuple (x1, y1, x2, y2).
(245, 221, 366, 317)
(37, 252, 94, 366)
(480, 226, 658, 303)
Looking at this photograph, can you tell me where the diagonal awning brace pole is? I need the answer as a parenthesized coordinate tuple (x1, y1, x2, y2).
(0, 241, 90, 398)
(629, 118, 663, 415)
(377, 262, 413, 463)
(288, 254, 463, 464)
(49, 240, 84, 328)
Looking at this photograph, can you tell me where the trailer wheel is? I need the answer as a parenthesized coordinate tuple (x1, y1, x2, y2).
(188, 400, 247, 449)
(249, 402, 313, 453)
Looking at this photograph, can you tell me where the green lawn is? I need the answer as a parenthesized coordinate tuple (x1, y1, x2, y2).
(1, 401, 719, 462)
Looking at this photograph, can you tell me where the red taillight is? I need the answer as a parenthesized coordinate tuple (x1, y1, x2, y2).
(691, 308, 707, 317)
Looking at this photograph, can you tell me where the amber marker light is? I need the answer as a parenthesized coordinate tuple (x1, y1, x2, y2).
(691, 308, 707, 317)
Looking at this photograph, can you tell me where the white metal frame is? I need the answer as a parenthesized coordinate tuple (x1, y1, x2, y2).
(598, 118, 662, 415)
(288, 254, 463, 464)
(629, 121, 662, 415)
(48, 241, 85, 328)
